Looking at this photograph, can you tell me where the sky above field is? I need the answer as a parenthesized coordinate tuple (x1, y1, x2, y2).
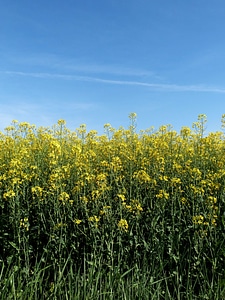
(1, 0, 225, 134)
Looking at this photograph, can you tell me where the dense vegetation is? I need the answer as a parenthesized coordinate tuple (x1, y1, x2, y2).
(0, 114, 225, 299)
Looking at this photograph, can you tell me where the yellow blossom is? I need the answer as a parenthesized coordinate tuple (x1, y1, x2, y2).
(20, 217, 29, 231)
(74, 219, 82, 225)
(118, 219, 128, 232)
(88, 215, 100, 227)
(3, 190, 16, 199)
(156, 190, 169, 200)
(117, 194, 126, 201)
(193, 215, 204, 225)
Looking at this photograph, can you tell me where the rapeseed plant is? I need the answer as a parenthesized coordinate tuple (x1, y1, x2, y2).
(117, 219, 128, 232)
(1, 114, 225, 299)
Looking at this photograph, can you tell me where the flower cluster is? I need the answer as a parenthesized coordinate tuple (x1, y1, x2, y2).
(0, 114, 224, 244)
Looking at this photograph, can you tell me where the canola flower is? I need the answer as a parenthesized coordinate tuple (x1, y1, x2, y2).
(19, 217, 29, 231)
(1, 114, 225, 300)
(0, 114, 225, 251)
(74, 219, 82, 225)
(118, 219, 129, 232)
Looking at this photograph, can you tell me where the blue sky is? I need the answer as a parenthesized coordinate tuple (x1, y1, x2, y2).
(1, 0, 225, 134)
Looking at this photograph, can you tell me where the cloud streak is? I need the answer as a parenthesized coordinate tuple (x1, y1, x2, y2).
(3, 70, 225, 94)
(4, 53, 157, 78)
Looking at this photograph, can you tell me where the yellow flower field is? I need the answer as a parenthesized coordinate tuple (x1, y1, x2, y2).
(0, 114, 225, 299)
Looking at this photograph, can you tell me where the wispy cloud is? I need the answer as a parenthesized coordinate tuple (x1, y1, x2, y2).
(62, 63, 156, 78)
(3, 70, 225, 94)
(3, 53, 157, 78)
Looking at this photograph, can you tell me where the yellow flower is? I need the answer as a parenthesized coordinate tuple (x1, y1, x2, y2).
(57, 119, 66, 125)
(20, 217, 29, 231)
(180, 126, 191, 138)
(211, 217, 217, 226)
(58, 192, 70, 204)
(91, 190, 100, 200)
(131, 199, 143, 213)
(159, 175, 168, 182)
(3, 190, 16, 199)
(170, 177, 181, 186)
(99, 205, 111, 215)
(88, 215, 100, 227)
(74, 219, 82, 225)
(80, 196, 88, 203)
(88, 215, 100, 223)
(193, 215, 204, 225)
(31, 186, 43, 199)
(156, 190, 169, 200)
(133, 170, 151, 183)
(118, 219, 128, 232)
(124, 203, 132, 212)
(117, 194, 126, 201)
(180, 197, 188, 205)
